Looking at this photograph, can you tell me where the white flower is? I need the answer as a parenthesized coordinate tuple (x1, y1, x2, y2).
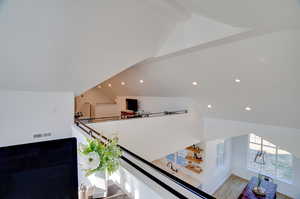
(81, 152, 100, 170)
(79, 143, 87, 152)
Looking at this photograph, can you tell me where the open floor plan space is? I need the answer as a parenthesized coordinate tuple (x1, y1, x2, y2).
(1, 0, 300, 198)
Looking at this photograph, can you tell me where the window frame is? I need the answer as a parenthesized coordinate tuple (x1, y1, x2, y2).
(247, 134, 293, 184)
(217, 140, 225, 169)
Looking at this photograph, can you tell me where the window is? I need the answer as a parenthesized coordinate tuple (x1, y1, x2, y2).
(217, 140, 225, 168)
(248, 134, 293, 183)
(166, 150, 187, 166)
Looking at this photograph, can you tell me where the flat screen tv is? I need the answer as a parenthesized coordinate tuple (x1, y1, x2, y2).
(0, 138, 78, 199)
(126, 98, 138, 112)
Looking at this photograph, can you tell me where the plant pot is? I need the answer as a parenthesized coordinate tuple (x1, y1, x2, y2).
(87, 170, 108, 198)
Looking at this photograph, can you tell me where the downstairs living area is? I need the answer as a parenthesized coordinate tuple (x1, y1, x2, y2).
(151, 133, 298, 199)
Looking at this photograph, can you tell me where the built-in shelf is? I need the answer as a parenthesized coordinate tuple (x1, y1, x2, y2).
(185, 165, 202, 174)
(185, 156, 203, 164)
(186, 146, 203, 153)
(185, 144, 204, 174)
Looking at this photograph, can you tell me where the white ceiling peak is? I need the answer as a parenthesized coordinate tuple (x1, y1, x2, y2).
(154, 0, 300, 57)
(156, 14, 246, 57)
(154, 26, 281, 61)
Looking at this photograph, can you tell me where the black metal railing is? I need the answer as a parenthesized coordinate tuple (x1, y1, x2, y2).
(78, 110, 188, 124)
(75, 119, 215, 199)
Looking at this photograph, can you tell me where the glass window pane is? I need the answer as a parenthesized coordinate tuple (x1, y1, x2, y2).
(217, 142, 225, 155)
(250, 134, 261, 144)
(248, 143, 261, 171)
(176, 150, 188, 166)
(217, 141, 225, 168)
(263, 139, 276, 148)
(250, 143, 261, 151)
(262, 146, 276, 177)
(177, 149, 188, 157)
(166, 153, 175, 162)
(248, 134, 294, 183)
(277, 149, 293, 182)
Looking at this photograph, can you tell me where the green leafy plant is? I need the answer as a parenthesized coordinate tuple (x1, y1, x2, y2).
(79, 137, 122, 176)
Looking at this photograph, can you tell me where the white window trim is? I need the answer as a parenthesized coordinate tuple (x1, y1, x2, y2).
(247, 134, 294, 184)
(217, 140, 225, 169)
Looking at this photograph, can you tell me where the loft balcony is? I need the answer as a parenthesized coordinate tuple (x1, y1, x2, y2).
(76, 110, 202, 162)
(73, 120, 215, 199)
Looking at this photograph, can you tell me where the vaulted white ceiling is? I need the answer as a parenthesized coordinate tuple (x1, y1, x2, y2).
(1, 0, 300, 121)
(98, 29, 300, 129)
(3, 0, 299, 94)
(0, 0, 184, 94)
(169, 0, 300, 29)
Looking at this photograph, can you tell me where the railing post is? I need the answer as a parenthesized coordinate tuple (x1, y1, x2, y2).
(88, 130, 93, 137)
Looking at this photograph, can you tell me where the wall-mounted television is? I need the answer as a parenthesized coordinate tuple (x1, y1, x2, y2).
(126, 98, 138, 112)
(0, 138, 78, 199)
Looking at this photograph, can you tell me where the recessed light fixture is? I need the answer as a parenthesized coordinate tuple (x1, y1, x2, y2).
(192, 81, 198, 86)
(259, 58, 267, 63)
(235, 78, 241, 83)
(97, 85, 102, 89)
(139, 80, 144, 84)
(207, 104, 212, 109)
(121, 81, 125, 86)
(245, 107, 252, 111)
(108, 83, 112, 87)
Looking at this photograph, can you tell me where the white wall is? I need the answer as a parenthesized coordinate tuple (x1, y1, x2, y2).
(231, 135, 300, 198)
(203, 118, 300, 158)
(77, 95, 192, 118)
(198, 139, 232, 194)
(115, 96, 192, 113)
(89, 113, 202, 161)
(0, 90, 74, 147)
(75, 87, 115, 117)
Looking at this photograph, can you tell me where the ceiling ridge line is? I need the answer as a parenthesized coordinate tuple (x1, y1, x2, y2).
(149, 26, 282, 64)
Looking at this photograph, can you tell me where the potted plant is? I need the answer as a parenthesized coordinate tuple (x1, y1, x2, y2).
(79, 137, 122, 198)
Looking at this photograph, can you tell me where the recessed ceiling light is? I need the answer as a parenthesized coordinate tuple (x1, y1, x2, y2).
(121, 82, 125, 86)
(235, 78, 241, 83)
(207, 104, 212, 109)
(97, 85, 102, 89)
(192, 81, 198, 86)
(139, 80, 144, 84)
(259, 58, 267, 63)
(245, 107, 252, 111)
(108, 83, 112, 87)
